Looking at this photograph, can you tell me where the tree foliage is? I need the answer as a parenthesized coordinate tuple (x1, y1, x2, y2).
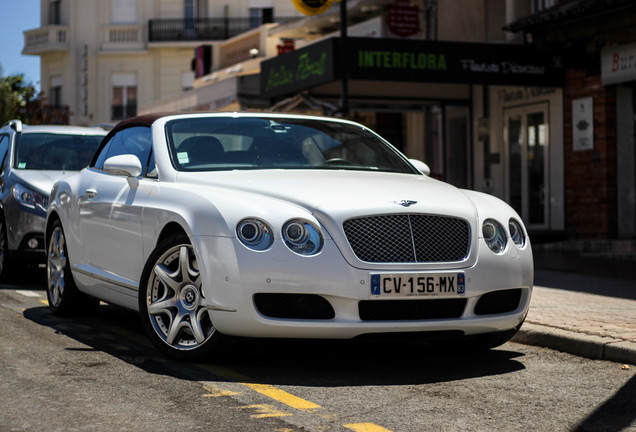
(0, 65, 39, 125)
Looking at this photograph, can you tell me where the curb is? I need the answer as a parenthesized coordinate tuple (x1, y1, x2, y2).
(512, 323, 636, 365)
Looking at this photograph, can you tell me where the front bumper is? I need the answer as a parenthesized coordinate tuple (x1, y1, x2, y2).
(192, 235, 533, 340)
(5, 198, 47, 262)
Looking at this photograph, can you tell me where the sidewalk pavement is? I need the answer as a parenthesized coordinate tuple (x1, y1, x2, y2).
(511, 250, 636, 365)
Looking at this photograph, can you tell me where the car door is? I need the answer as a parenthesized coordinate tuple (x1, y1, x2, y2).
(77, 126, 153, 294)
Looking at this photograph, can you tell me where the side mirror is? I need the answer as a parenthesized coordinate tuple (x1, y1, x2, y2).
(103, 154, 142, 177)
(409, 159, 431, 176)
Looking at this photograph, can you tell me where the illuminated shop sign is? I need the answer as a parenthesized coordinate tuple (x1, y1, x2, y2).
(261, 37, 563, 98)
(261, 38, 335, 98)
(349, 38, 562, 86)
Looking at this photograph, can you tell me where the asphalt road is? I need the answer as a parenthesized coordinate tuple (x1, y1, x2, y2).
(1, 270, 634, 432)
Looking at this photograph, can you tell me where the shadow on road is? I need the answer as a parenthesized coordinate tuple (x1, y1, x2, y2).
(573, 374, 636, 432)
(23, 302, 526, 388)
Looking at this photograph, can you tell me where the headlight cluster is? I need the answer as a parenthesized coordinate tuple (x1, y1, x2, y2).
(12, 184, 49, 211)
(237, 217, 324, 256)
(482, 218, 526, 254)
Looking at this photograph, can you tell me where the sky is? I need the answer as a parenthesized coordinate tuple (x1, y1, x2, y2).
(0, 0, 41, 90)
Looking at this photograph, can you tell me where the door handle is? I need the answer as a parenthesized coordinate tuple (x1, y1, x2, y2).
(85, 188, 98, 198)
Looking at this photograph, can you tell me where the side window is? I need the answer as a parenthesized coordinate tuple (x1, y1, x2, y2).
(0, 135, 9, 173)
(93, 126, 152, 175)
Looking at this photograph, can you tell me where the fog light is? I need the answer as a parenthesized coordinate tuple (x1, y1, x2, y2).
(27, 238, 39, 249)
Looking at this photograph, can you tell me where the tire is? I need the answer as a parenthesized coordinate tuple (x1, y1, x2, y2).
(46, 219, 100, 315)
(0, 215, 12, 282)
(139, 233, 222, 361)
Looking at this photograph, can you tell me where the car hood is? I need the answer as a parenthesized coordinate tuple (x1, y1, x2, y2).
(10, 170, 75, 196)
(176, 170, 478, 223)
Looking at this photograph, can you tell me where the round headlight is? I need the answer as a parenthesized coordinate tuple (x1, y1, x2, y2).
(282, 219, 323, 255)
(236, 218, 273, 251)
(283, 222, 308, 245)
(482, 219, 507, 254)
(509, 218, 526, 248)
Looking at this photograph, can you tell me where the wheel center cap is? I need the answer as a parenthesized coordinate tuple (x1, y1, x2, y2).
(180, 285, 199, 310)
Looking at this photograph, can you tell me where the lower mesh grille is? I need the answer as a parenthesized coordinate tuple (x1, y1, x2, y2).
(474, 289, 522, 315)
(254, 293, 335, 320)
(358, 298, 467, 321)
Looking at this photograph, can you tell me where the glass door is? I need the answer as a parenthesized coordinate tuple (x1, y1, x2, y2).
(424, 104, 471, 188)
(504, 104, 549, 229)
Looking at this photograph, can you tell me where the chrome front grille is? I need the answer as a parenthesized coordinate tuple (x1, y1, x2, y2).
(343, 214, 471, 263)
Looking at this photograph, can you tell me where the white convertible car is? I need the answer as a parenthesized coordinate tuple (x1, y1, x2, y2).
(46, 112, 533, 360)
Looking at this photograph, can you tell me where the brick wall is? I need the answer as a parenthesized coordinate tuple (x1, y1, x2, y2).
(563, 69, 617, 239)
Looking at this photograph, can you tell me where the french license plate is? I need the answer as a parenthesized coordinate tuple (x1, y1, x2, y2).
(370, 273, 465, 297)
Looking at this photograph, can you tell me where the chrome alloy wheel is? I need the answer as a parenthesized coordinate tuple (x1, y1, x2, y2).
(47, 226, 67, 308)
(146, 244, 215, 351)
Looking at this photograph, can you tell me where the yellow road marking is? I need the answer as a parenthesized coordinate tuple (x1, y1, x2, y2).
(39, 300, 48, 305)
(243, 383, 321, 412)
(344, 423, 393, 432)
(238, 404, 293, 418)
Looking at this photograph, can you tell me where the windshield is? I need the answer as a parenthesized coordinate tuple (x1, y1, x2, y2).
(15, 133, 104, 171)
(165, 117, 418, 174)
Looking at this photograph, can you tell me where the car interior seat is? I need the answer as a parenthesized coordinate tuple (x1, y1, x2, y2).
(179, 136, 225, 166)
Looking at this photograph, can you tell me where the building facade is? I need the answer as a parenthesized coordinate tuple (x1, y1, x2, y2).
(22, 0, 303, 126)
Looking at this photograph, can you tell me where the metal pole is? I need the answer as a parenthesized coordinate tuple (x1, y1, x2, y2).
(340, 0, 349, 117)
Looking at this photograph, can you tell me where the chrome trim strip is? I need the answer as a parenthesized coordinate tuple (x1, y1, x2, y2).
(73, 264, 139, 291)
(204, 305, 237, 312)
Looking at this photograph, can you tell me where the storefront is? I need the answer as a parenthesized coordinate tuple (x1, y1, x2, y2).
(602, 41, 636, 239)
(260, 36, 565, 234)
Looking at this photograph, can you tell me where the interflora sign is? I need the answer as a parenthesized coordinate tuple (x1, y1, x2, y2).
(349, 37, 563, 86)
(261, 37, 563, 98)
(292, 0, 335, 15)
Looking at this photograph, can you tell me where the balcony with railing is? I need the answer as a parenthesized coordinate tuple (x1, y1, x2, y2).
(22, 25, 69, 55)
(148, 17, 297, 43)
(101, 24, 146, 51)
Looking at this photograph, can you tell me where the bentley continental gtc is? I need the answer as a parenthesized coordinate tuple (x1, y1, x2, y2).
(46, 112, 533, 360)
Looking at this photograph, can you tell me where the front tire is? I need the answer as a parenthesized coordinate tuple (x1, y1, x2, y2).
(46, 219, 100, 315)
(0, 215, 12, 282)
(139, 233, 222, 361)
